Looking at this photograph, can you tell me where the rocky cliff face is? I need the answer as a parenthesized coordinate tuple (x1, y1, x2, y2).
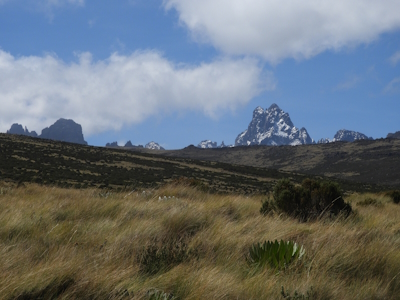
(235, 104, 313, 146)
(40, 119, 87, 145)
(6, 124, 38, 137)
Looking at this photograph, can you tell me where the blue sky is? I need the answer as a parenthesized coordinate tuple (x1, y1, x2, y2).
(1, 0, 399, 149)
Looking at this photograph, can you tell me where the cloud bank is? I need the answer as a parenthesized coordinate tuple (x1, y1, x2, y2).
(0, 50, 272, 136)
(164, 0, 400, 63)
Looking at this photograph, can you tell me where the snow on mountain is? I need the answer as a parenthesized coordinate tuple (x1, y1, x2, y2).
(198, 140, 218, 148)
(145, 141, 165, 150)
(197, 140, 233, 148)
(333, 129, 372, 142)
(317, 129, 373, 143)
(235, 104, 313, 146)
(317, 138, 332, 144)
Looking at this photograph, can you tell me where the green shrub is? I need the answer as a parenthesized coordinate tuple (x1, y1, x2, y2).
(260, 198, 275, 215)
(247, 240, 305, 269)
(270, 178, 352, 220)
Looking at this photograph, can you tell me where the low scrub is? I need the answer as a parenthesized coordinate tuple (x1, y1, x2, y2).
(387, 190, 400, 204)
(270, 178, 352, 220)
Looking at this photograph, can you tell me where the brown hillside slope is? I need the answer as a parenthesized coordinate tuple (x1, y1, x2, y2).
(147, 139, 400, 188)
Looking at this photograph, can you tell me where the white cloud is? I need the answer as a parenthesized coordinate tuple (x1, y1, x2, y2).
(383, 77, 400, 94)
(0, 50, 273, 136)
(164, 0, 400, 63)
(389, 51, 400, 66)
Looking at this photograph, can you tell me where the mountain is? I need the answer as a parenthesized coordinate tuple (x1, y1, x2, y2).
(106, 142, 119, 147)
(124, 141, 143, 148)
(317, 138, 331, 144)
(387, 131, 400, 139)
(235, 104, 313, 146)
(6, 124, 38, 137)
(145, 141, 164, 150)
(197, 140, 232, 148)
(40, 119, 87, 145)
(198, 140, 218, 148)
(332, 129, 372, 142)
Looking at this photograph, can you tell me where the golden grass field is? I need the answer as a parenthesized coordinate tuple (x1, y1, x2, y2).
(1, 182, 400, 299)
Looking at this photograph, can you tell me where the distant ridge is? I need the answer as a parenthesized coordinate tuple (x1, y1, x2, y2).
(6, 119, 87, 145)
(387, 131, 400, 139)
(318, 129, 373, 143)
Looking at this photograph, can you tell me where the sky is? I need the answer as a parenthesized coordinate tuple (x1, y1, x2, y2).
(0, 0, 399, 149)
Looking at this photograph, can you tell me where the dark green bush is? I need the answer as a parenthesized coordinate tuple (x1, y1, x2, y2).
(260, 198, 275, 215)
(270, 178, 352, 220)
(387, 190, 400, 204)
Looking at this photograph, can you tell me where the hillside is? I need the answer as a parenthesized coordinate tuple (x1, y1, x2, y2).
(0, 133, 388, 193)
(152, 139, 400, 189)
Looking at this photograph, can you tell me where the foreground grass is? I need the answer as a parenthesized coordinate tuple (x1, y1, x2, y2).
(0, 183, 399, 299)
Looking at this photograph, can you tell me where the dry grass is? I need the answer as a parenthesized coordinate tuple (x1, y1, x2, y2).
(0, 183, 399, 299)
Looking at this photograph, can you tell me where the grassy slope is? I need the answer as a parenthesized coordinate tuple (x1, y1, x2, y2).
(155, 139, 400, 188)
(0, 133, 387, 193)
(1, 183, 399, 299)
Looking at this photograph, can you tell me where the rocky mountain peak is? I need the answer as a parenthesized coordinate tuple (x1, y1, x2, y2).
(333, 129, 372, 142)
(40, 118, 87, 145)
(7, 123, 38, 137)
(145, 141, 164, 150)
(235, 104, 312, 146)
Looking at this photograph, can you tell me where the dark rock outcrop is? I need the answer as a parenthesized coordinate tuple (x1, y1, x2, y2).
(125, 141, 134, 147)
(387, 131, 400, 139)
(106, 141, 118, 147)
(7, 123, 38, 137)
(235, 104, 313, 146)
(40, 119, 87, 145)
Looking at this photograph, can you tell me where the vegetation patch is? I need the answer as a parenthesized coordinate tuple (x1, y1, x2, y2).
(247, 240, 305, 270)
(270, 178, 352, 220)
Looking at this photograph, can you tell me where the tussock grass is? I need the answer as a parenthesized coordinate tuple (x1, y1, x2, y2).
(0, 183, 399, 299)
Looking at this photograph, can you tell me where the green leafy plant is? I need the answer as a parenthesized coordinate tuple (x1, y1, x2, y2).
(247, 240, 305, 269)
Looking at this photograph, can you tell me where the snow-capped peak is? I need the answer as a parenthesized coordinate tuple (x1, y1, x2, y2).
(235, 104, 312, 146)
(145, 141, 165, 150)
